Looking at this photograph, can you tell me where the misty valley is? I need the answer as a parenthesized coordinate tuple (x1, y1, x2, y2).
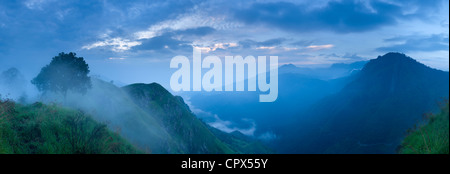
(170, 48, 279, 102)
(1, 2, 450, 173)
(1, 52, 448, 154)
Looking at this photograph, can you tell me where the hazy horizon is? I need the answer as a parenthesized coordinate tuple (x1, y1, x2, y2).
(1, 0, 449, 91)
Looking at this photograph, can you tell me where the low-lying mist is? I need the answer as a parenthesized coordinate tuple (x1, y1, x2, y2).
(39, 78, 178, 153)
(0, 67, 181, 153)
(0, 67, 39, 103)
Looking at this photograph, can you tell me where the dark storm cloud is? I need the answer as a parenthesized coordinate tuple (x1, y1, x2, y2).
(232, 0, 444, 33)
(0, 0, 200, 52)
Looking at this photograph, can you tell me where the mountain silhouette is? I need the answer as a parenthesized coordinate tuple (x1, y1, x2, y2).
(122, 83, 271, 154)
(279, 61, 368, 80)
(187, 60, 368, 151)
(282, 52, 449, 153)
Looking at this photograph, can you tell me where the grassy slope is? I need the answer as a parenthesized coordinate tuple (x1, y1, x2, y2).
(399, 101, 449, 154)
(123, 83, 235, 154)
(64, 79, 181, 153)
(1, 80, 271, 154)
(123, 83, 272, 154)
(0, 99, 140, 154)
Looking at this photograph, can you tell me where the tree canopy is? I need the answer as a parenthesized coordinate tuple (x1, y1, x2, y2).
(32, 52, 91, 96)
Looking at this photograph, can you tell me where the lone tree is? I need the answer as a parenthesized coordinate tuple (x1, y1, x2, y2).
(32, 52, 92, 97)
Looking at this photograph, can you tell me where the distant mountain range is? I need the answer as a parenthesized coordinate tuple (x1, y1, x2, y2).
(282, 52, 449, 153)
(279, 60, 368, 80)
(1, 52, 448, 154)
(187, 52, 449, 154)
(186, 57, 367, 147)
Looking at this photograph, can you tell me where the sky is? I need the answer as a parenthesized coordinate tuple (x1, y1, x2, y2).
(0, 0, 448, 89)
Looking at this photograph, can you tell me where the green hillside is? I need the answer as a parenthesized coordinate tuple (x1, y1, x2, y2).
(280, 53, 449, 154)
(1, 52, 271, 154)
(42, 78, 182, 153)
(1, 78, 271, 154)
(1, 62, 271, 154)
(123, 83, 271, 154)
(0, 99, 140, 154)
(399, 101, 449, 154)
(123, 83, 234, 154)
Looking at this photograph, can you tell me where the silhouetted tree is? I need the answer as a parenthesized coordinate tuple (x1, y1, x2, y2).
(32, 52, 91, 97)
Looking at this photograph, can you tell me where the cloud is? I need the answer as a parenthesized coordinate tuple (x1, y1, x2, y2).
(1, 0, 201, 53)
(82, 38, 141, 52)
(232, 0, 444, 33)
(193, 42, 238, 53)
(376, 34, 449, 52)
(257, 131, 277, 141)
(83, 26, 217, 52)
(132, 34, 191, 51)
(306, 44, 334, 50)
(255, 46, 276, 50)
(135, 11, 237, 40)
(24, 0, 56, 10)
(290, 40, 314, 46)
(175, 26, 216, 36)
(183, 97, 256, 136)
(283, 47, 299, 51)
(1, 0, 448, 83)
(209, 115, 256, 136)
(108, 57, 126, 60)
(390, 0, 445, 17)
(319, 53, 367, 62)
(239, 38, 286, 48)
(341, 53, 366, 60)
(82, 7, 225, 53)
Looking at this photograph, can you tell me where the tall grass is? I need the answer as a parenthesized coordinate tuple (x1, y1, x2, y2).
(0, 99, 141, 154)
(399, 100, 449, 154)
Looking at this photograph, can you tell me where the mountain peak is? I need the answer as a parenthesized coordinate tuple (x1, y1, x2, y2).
(125, 82, 170, 95)
(279, 63, 298, 69)
(349, 52, 448, 96)
(361, 52, 430, 75)
(376, 52, 417, 63)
